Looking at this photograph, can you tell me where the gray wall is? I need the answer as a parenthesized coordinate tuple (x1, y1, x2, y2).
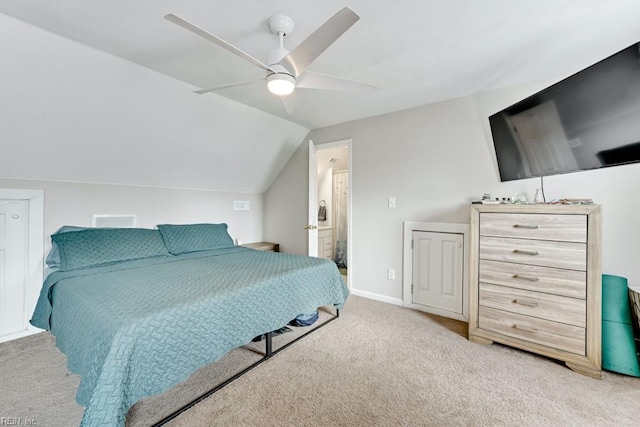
(265, 79, 640, 302)
(263, 135, 310, 256)
(0, 178, 264, 258)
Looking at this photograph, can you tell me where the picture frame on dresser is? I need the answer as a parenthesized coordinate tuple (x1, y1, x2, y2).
(468, 203, 602, 378)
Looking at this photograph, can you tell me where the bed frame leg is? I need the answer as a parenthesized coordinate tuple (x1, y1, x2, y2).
(265, 331, 273, 358)
(152, 308, 340, 426)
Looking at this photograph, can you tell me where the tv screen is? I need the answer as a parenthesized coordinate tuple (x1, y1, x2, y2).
(489, 42, 640, 182)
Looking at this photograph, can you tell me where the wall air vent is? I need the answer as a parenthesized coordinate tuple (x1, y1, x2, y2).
(233, 201, 250, 211)
(91, 214, 137, 228)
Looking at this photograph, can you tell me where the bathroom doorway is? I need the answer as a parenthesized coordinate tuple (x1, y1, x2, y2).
(313, 140, 351, 287)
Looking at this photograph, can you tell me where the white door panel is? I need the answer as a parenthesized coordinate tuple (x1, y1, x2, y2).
(412, 231, 463, 314)
(0, 200, 28, 337)
(307, 140, 319, 257)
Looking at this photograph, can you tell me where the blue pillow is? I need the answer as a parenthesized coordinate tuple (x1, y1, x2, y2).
(157, 223, 235, 255)
(52, 228, 170, 271)
(46, 226, 89, 268)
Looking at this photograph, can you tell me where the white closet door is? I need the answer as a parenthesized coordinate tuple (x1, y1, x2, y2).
(412, 230, 463, 314)
(0, 200, 28, 338)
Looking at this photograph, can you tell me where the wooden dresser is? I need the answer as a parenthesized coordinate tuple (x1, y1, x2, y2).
(469, 204, 602, 378)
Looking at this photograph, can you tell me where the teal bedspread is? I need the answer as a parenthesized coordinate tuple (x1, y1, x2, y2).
(31, 247, 349, 426)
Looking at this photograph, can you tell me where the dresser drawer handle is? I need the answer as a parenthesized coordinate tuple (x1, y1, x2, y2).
(513, 249, 539, 256)
(512, 324, 537, 333)
(512, 274, 540, 282)
(513, 224, 539, 229)
(512, 299, 539, 308)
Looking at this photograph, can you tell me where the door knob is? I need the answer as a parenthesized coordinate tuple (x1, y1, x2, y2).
(12, 214, 20, 219)
(304, 225, 318, 230)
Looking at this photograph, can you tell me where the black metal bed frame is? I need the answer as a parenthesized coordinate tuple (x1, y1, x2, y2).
(151, 308, 340, 426)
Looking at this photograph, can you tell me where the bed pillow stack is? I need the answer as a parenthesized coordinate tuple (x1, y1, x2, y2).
(48, 223, 236, 271)
(157, 223, 235, 255)
(52, 228, 171, 271)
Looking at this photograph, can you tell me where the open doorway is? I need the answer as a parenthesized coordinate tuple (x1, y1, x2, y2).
(310, 140, 352, 287)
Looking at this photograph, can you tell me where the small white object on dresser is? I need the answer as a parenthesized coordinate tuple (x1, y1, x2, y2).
(468, 203, 602, 378)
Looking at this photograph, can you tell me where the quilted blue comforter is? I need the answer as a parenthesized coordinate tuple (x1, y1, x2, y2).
(31, 247, 349, 426)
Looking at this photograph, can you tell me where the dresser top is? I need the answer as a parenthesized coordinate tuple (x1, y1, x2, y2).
(471, 203, 600, 215)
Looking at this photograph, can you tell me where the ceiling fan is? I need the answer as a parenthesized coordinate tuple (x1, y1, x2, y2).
(164, 7, 376, 114)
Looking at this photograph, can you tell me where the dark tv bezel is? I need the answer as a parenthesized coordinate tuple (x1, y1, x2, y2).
(489, 41, 640, 182)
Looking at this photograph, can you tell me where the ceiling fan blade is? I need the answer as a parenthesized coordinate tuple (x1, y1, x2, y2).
(280, 7, 359, 77)
(279, 92, 297, 115)
(165, 14, 276, 74)
(194, 80, 263, 94)
(296, 71, 376, 93)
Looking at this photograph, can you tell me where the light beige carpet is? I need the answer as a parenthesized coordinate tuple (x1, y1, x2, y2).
(2, 295, 639, 426)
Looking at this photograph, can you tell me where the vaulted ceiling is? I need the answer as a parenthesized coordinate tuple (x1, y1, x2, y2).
(4, 1, 640, 129)
(2, 1, 640, 192)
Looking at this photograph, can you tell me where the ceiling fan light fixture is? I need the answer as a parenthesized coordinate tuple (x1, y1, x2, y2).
(266, 73, 296, 95)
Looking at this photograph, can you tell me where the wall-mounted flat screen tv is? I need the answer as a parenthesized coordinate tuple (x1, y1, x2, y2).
(489, 42, 640, 182)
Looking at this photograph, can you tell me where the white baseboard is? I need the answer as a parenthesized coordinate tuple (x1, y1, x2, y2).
(349, 288, 403, 306)
(0, 328, 42, 344)
(405, 303, 468, 322)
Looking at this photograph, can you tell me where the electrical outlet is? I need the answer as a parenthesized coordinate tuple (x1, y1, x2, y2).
(387, 268, 396, 280)
(388, 197, 396, 208)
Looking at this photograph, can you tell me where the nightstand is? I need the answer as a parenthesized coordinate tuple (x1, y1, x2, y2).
(241, 241, 280, 252)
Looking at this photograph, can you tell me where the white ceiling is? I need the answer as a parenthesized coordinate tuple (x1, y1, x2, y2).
(2, 1, 640, 130)
(317, 145, 349, 178)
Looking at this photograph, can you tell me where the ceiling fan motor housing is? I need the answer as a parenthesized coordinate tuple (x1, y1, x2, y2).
(267, 49, 292, 71)
(267, 15, 295, 77)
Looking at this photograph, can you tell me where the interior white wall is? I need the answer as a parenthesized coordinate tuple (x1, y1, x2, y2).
(0, 179, 264, 259)
(264, 78, 640, 302)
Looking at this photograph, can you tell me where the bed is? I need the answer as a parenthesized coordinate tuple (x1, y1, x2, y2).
(30, 224, 349, 426)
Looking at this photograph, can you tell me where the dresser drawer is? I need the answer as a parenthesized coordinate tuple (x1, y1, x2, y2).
(479, 283, 586, 327)
(480, 236, 586, 271)
(479, 259, 586, 299)
(479, 306, 586, 355)
(480, 213, 586, 243)
(318, 228, 333, 239)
